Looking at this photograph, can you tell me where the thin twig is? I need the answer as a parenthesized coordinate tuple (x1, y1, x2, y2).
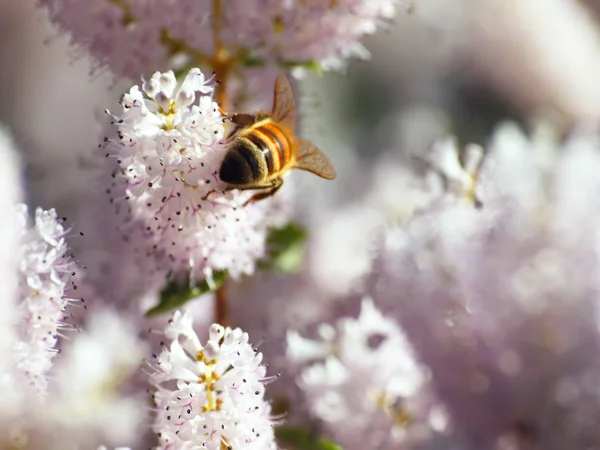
(215, 283, 228, 326)
(211, 0, 230, 327)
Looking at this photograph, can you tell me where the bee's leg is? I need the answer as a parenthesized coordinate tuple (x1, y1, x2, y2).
(222, 130, 238, 143)
(201, 189, 217, 201)
(201, 179, 274, 202)
(201, 189, 228, 201)
(243, 177, 284, 206)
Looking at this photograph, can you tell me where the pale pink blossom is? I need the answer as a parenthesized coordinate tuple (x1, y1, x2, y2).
(40, 0, 406, 80)
(287, 298, 448, 449)
(373, 123, 600, 449)
(0, 127, 22, 382)
(14, 205, 79, 396)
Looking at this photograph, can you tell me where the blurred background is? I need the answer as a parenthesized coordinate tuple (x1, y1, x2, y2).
(5, 1, 600, 447)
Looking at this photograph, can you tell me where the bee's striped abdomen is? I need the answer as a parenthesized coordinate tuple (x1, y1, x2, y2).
(246, 122, 293, 176)
(219, 120, 295, 187)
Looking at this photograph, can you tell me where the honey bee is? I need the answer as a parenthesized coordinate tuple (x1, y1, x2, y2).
(215, 75, 337, 204)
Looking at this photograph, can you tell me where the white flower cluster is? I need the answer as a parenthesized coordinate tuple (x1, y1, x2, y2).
(14, 204, 79, 396)
(102, 68, 285, 282)
(0, 310, 148, 450)
(287, 298, 445, 449)
(0, 130, 147, 449)
(150, 310, 278, 449)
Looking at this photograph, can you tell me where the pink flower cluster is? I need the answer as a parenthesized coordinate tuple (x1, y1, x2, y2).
(40, 0, 404, 80)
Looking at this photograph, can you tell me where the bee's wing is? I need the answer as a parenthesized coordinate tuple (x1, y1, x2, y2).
(271, 75, 297, 132)
(293, 138, 337, 180)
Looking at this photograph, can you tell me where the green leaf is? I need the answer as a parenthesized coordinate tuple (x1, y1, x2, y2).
(257, 222, 307, 274)
(270, 395, 291, 417)
(173, 66, 194, 81)
(316, 440, 343, 450)
(304, 60, 324, 76)
(242, 54, 267, 67)
(275, 426, 342, 450)
(145, 270, 229, 316)
(279, 59, 323, 75)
